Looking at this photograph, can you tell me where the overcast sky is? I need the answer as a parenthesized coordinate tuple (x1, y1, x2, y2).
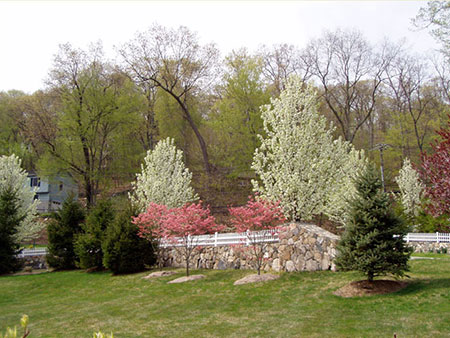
(0, 1, 438, 93)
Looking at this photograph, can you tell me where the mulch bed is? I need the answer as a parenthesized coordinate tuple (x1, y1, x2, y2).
(334, 280, 409, 298)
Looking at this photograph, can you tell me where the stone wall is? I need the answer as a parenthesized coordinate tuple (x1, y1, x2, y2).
(164, 222, 340, 272)
(19, 255, 48, 270)
(407, 242, 450, 253)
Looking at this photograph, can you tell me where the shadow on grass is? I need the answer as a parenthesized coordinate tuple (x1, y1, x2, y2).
(396, 278, 450, 295)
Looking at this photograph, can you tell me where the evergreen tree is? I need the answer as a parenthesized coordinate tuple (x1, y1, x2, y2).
(335, 165, 412, 282)
(46, 197, 85, 270)
(102, 205, 155, 274)
(74, 199, 115, 270)
(0, 187, 24, 274)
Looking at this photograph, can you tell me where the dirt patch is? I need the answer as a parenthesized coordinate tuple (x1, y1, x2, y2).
(167, 274, 205, 284)
(143, 271, 178, 279)
(234, 273, 280, 285)
(334, 280, 409, 298)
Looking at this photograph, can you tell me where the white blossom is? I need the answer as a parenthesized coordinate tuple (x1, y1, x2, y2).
(0, 154, 43, 241)
(130, 138, 198, 211)
(251, 76, 366, 223)
(395, 158, 424, 216)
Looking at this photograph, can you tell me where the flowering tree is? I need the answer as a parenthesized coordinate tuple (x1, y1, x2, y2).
(421, 120, 450, 217)
(252, 76, 366, 223)
(130, 138, 198, 212)
(0, 154, 42, 242)
(395, 158, 424, 217)
(228, 197, 286, 275)
(135, 201, 224, 276)
(133, 202, 169, 270)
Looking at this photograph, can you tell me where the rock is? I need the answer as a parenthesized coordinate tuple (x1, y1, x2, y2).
(286, 260, 296, 272)
(143, 270, 178, 279)
(272, 258, 280, 272)
(167, 274, 206, 284)
(217, 260, 227, 270)
(234, 273, 280, 285)
(306, 259, 319, 271)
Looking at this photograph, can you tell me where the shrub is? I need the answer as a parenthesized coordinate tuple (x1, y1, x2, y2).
(102, 205, 155, 274)
(0, 187, 24, 274)
(335, 164, 412, 282)
(74, 200, 115, 270)
(46, 197, 85, 270)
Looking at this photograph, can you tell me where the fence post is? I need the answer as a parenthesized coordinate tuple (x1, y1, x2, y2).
(436, 232, 440, 243)
(214, 232, 218, 247)
(406, 233, 409, 243)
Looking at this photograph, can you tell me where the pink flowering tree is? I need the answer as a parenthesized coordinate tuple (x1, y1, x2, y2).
(133, 202, 169, 270)
(228, 197, 286, 275)
(421, 119, 450, 222)
(163, 202, 224, 276)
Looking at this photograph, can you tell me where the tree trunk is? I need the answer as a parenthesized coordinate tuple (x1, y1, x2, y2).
(186, 256, 190, 277)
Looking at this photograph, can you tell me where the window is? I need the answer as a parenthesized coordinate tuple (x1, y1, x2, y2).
(30, 177, 40, 187)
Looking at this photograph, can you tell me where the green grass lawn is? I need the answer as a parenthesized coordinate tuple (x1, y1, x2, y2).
(1, 254, 449, 337)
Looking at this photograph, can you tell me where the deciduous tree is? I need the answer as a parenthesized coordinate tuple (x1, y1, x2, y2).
(228, 197, 286, 275)
(130, 138, 198, 212)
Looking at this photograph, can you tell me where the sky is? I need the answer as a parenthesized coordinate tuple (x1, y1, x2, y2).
(0, 1, 439, 94)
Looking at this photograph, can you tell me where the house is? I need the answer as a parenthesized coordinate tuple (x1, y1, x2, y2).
(27, 172, 79, 213)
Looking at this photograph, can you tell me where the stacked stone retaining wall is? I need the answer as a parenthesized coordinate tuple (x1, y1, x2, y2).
(164, 222, 340, 272)
(407, 242, 450, 253)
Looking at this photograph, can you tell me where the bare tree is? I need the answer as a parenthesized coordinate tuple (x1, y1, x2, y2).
(384, 52, 441, 155)
(258, 43, 311, 96)
(119, 24, 219, 174)
(303, 29, 392, 143)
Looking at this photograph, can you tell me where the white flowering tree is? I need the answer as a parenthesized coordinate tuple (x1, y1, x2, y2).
(0, 154, 42, 241)
(130, 138, 198, 211)
(252, 76, 366, 223)
(395, 158, 424, 217)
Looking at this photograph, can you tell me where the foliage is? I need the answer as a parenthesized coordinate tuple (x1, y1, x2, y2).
(414, 208, 450, 233)
(102, 205, 155, 274)
(414, 1, 450, 57)
(251, 76, 366, 223)
(208, 49, 270, 176)
(421, 119, 450, 217)
(228, 196, 286, 275)
(395, 158, 425, 217)
(0, 154, 42, 242)
(130, 137, 198, 212)
(0, 314, 29, 338)
(0, 188, 23, 274)
(133, 202, 169, 269)
(74, 200, 115, 270)
(335, 165, 412, 282)
(46, 197, 85, 270)
(34, 43, 145, 207)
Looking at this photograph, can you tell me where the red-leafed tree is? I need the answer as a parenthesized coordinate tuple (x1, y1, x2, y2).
(421, 118, 450, 221)
(228, 197, 286, 275)
(133, 202, 169, 270)
(135, 201, 224, 276)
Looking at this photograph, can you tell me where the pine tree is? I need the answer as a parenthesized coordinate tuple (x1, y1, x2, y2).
(46, 197, 85, 270)
(335, 164, 412, 282)
(0, 187, 24, 274)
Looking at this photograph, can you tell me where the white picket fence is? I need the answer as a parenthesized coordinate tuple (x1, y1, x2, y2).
(405, 232, 450, 243)
(160, 230, 279, 248)
(17, 248, 48, 258)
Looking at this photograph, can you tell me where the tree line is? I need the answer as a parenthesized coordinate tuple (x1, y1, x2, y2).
(1, 3, 449, 210)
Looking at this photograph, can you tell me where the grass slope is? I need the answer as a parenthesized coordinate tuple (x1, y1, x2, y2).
(1, 254, 449, 337)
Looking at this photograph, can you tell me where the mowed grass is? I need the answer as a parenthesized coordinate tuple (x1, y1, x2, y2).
(1, 254, 449, 337)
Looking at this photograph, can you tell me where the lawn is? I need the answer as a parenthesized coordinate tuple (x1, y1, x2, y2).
(1, 254, 449, 337)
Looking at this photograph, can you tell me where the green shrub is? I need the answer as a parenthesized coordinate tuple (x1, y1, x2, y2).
(0, 188, 24, 274)
(75, 200, 115, 270)
(46, 197, 85, 270)
(414, 209, 450, 232)
(102, 205, 155, 274)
